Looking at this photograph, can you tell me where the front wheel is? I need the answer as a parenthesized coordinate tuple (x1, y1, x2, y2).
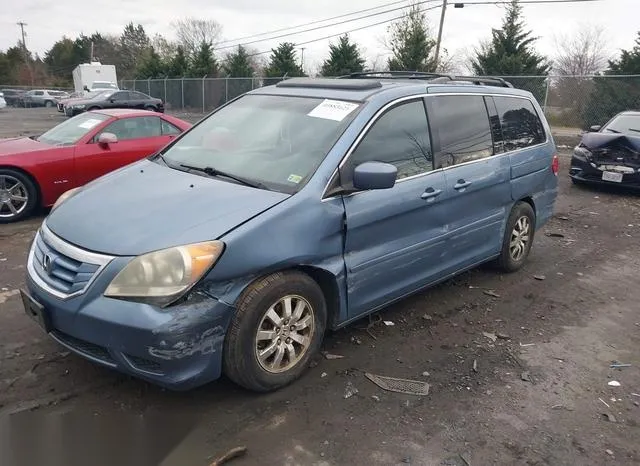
(223, 271, 327, 392)
(0, 169, 38, 223)
(495, 201, 536, 273)
(44, 100, 54, 108)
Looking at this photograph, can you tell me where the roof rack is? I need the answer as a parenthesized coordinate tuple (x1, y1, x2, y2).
(338, 71, 514, 88)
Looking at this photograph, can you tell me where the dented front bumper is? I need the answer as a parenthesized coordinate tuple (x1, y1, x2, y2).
(25, 273, 234, 391)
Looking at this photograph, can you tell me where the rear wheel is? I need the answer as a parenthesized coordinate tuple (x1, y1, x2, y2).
(495, 201, 536, 273)
(44, 100, 54, 108)
(223, 271, 326, 392)
(0, 169, 38, 223)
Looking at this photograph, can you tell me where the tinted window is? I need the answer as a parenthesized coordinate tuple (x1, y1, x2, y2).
(347, 100, 433, 182)
(161, 119, 181, 135)
(429, 95, 493, 167)
(99, 116, 161, 141)
(494, 96, 545, 151)
(132, 92, 150, 100)
(112, 92, 130, 101)
(34, 91, 44, 96)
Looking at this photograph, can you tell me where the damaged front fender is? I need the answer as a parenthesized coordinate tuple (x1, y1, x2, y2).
(579, 132, 640, 171)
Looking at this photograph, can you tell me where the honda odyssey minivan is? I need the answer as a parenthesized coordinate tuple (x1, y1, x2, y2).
(22, 73, 559, 392)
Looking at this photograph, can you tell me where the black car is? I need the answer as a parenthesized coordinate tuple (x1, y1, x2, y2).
(570, 111, 640, 190)
(64, 90, 164, 117)
(1, 89, 26, 107)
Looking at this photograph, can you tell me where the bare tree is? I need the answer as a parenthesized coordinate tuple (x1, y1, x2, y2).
(553, 25, 610, 75)
(171, 18, 223, 57)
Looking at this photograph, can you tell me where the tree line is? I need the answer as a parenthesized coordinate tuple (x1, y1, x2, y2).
(0, 0, 638, 127)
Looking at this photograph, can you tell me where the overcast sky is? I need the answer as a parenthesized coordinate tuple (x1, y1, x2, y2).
(0, 0, 637, 74)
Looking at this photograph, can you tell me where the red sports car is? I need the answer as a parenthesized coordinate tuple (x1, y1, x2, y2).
(0, 109, 191, 223)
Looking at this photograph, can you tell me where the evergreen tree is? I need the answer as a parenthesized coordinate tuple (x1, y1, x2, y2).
(320, 35, 366, 76)
(223, 45, 254, 77)
(582, 32, 640, 128)
(168, 46, 189, 77)
(135, 47, 166, 78)
(120, 23, 151, 79)
(387, 3, 436, 72)
(189, 41, 219, 77)
(264, 42, 304, 80)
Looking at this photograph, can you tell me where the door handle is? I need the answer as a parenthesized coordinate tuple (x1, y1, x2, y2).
(421, 188, 442, 200)
(454, 179, 472, 190)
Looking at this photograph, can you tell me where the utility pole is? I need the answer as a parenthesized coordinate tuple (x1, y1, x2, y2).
(434, 0, 447, 71)
(300, 47, 306, 71)
(16, 21, 27, 51)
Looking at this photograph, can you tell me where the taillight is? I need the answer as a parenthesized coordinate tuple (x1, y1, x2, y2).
(551, 153, 559, 176)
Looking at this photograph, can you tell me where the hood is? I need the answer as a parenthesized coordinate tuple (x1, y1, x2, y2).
(581, 132, 640, 151)
(0, 137, 51, 156)
(46, 160, 290, 256)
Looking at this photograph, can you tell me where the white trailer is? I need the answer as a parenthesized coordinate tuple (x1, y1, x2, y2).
(72, 62, 118, 93)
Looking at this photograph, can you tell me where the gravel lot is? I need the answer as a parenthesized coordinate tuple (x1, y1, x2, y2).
(1, 107, 639, 466)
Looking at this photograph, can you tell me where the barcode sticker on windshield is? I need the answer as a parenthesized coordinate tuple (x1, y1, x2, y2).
(78, 119, 103, 129)
(307, 99, 359, 122)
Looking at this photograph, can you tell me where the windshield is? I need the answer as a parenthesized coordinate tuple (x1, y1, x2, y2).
(160, 94, 360, 193)
(92, 82, 118, 89)
(37, 112, 109, 146)
(603, 114, 640, 134)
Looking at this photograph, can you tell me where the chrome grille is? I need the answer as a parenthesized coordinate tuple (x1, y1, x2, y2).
(27, 223, 114, 299)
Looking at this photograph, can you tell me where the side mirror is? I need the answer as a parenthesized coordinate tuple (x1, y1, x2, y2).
(353, 161, 397, 191)
(98, 132, 118, 146)
(589, 125, 601, 132)
(83, 85, 89, 92)
(109, 98, 116, 103)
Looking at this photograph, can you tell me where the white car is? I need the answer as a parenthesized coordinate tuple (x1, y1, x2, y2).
(0, 93, 6, 109)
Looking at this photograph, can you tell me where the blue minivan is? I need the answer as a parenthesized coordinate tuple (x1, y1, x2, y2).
(22, 73, 559, 392)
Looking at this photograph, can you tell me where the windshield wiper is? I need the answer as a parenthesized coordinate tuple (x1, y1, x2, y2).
(628, 128, 640, 133)
(179, 164, 267, 190)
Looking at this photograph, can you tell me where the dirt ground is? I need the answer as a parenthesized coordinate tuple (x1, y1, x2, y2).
(1, 108, 639, 466)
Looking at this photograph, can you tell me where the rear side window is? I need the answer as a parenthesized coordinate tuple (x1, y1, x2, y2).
(346, 99, 433, 182)
(493, 96, 546, 151)
(428, 95, 493, 168)
(161, 119, 181, 135)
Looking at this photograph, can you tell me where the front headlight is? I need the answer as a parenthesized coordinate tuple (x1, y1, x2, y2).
(52, 187, 81, 210)
(573, 145, 592, 159)
(104, 241, 224, 307)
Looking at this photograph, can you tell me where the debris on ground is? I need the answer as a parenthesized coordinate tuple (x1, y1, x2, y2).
(610, 363, 631, 368)
(533, 275, 546, 281)
(521, 371, 532, 382)
(608, 381, 621, 387)
(601, 413, 617, 423)
(344, 381, 359, 399)
(496, 332, 511, 340)
(422, 314, 433, 321)
(321, 372, 327, 378)
(519, 343, 536, 347)
(350, 336, 362, 345)
(483, 290, 501, 298)
(422, 371, 430, 377)
(209, 446, 247, 466)
(365, 372, 430, 396)
(605, 449, 614, 457)
(558, 215, 570, 221)
(472, 359, 478, 372)
(482, 332, 498, 343)
(599, 398, 611, 408)
(383, 320, 395, 326)
(546, 232, 565, 238)
(371, 395, 380, 401)
(322, 352, 344, 360)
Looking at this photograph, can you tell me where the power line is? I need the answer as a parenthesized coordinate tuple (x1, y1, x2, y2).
(216, 0, 416, 46)
(248, 4, 443, 57)
(246, 0, 603, 58)
(215, 0, 441, 51)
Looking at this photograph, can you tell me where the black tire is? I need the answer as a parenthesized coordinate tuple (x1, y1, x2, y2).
(144, 105, 157, 112)
(44, 100, 54, 108)
(223, 271, 327, 392)
(0, 168, 38, 224)
(495, 201, 536, 273)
